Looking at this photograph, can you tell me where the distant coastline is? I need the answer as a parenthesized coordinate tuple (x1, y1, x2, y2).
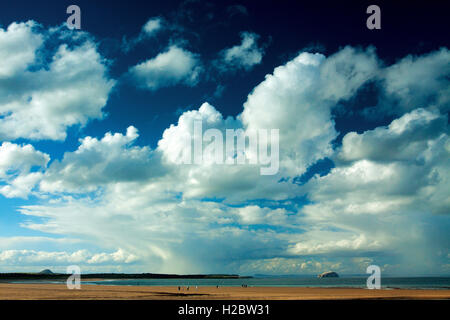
(0, 272, 251, 281)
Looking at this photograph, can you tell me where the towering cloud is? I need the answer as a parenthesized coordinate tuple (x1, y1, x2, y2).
(0, 18, 448, 276)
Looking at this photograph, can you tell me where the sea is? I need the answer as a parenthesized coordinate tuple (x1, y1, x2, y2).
(78, 276, 450, 289)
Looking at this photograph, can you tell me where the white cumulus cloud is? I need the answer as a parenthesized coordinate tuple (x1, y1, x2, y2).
(0, 142, 49, 198)
(0, 21, 116, 141)
(218, 32, 264, 71)
(0, 21, 43, 78)
(129, 45, 203, 90)
(40, 126, 165, 193)
(1, 45, 449, 275)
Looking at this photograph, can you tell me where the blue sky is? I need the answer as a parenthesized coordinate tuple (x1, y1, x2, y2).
(0, 0, 449, 275)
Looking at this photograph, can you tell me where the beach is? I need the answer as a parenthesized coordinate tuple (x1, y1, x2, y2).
(0, 283, 449, 300)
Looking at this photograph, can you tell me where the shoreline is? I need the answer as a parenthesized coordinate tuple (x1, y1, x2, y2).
(4, 278, 450, 290)
(0, 283, 449, 300)
(5, 279, 450, 290)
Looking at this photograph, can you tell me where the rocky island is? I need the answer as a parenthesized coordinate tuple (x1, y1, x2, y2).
(318, 271, 339, 278)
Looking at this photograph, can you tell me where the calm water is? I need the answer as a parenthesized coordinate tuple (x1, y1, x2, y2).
(81, 277, 450, 289)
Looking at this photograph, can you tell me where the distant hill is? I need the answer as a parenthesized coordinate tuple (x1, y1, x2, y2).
(39, 269, 54, 275)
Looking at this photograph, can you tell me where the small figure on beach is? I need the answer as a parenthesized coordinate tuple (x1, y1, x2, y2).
(178, 286, 180, 291)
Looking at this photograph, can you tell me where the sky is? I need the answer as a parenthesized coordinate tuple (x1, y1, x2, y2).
(0, 0, 449, 276)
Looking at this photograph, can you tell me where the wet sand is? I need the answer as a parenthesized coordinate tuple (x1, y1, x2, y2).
(0, 283, 449, 300)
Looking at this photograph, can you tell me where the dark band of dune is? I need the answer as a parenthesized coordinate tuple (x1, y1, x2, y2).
(0, 283, 449, 300)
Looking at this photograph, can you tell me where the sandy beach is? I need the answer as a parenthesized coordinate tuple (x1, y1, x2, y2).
(0, 283, 449, 300)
